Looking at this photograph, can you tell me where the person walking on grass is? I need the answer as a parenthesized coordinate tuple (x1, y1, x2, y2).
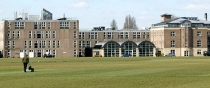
(22, 54, 29, 72)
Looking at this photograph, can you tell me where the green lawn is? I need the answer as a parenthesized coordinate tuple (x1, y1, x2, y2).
(1, 57, 210, 88)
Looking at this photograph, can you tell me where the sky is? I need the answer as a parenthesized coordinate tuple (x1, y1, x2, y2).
(0, 0, 210, 30)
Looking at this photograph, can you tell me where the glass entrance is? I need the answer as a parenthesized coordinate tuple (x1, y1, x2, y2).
(125, 50, 133, 56)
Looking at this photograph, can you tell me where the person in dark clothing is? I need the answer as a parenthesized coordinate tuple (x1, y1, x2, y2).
(22, 54, 29, 72)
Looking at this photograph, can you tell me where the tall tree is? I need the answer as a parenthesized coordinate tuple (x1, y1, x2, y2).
(123, 15, 138, 30)
(110, 19, 118, 30)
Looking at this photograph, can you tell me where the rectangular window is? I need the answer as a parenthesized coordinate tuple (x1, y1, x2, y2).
(171, 50, 175, 55)
(17, 31, 20, 38)
(29, 31, 32, 38)
(7, 41, 10, 49)
(46, 31, 48, 38)
(171, 31, 175, 36)
(12, 41, 15, 48)
(34, 41, 38, 48)
(197, 40, 202, 47)
(74, 50, 77, 57)
(48, 22, 51, 29)
(34, 31, 36, 38)
(41, 22, 46, 29)
(118, 32, 124, 39)
(12, 31, 15, 39)
(133, 32, 136, 39)
(53, 50, 56, 56)
(79, 32, 85, 39)
(125, 32, 129, 39)
(74, 40, 77, 48)
(24, 41, 27, 48)
(197, 31, 202, 36)
(42, 41, 46, 48)
(7, 22, 10, 29)
(74, 31, 77, 38)
(15, 22, 24, 29)
(171, 40, 175, 47)
(197, 49, 202, 55)
(37, 31, 42, 38)
(57, 41, 60, 48)
(53, 31, 56, 38)
(7, 31, 10, 39)
(107, 32, 113, 39)
(104, 32, 106, 39)
(34, 22, 38, 29)
(53, 40, 56, 48)
(60, 21, 69, 29)
(29, 41, 32, 48)
(48, 41, 51, 48)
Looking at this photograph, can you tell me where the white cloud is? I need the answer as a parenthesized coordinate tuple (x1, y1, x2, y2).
(69, 2, 88, 9)
(184, 4, 210, 11)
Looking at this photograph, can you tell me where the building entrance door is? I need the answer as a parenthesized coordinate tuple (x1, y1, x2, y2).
(184, 51, 189, 56)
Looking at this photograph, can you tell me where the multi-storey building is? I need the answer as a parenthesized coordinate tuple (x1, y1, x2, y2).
(0, 9, 79, 58)
(79, 28, 152, 57)
(151, 13, 210, 56)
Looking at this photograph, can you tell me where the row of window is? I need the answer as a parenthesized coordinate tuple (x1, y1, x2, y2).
(7, 40, 60, 49)
(170, 31, 202, 36)
(7, 21, 75, 29)
(170, 49, 202, 55)
(7, 31, 57, 39)
(79, 32, 149, 39)
(170, 40, 202, 47)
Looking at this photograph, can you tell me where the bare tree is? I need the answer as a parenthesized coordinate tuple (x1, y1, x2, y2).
(123, 15, 138, 30)
(110, 19, 118, 30)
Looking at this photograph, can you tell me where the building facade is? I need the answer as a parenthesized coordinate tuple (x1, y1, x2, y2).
(151, 14, 210, 56)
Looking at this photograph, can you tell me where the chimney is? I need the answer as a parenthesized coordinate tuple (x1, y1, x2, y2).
(161, 13, 172, 22)
(205, 13, 207, 21)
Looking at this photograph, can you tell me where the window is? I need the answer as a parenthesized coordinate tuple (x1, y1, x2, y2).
(7, 22, 10, 29)
(29, 41, 32, 48)
(171, 31, 175, 36)
(17, 31, 20, 38)
(197, 31, 202, 36)
(41, 22, 46, 29)
(89, 32, 97, 39)
(48, 22, 51, 29)
(24, 41, 27, 48)
(12, 31, 15, 38)
(60, 21, 69, 29)
(52, 31, 56, 38)
(7, 50, 10, 57)
(15, 22, 24, 29)
(52, 50, 56, 56)
(53, 41, 56, 48)
(34, 41, 38, 48)
(7, 41, 10, 48)
(171, 50, 175, 55)
(171, 40, 175, 47)
(36, 31, 42, 38)
(137, 32, 141, 38)
(74, 41, 77, 48)
(104, 32, 106, 39)
(197, 49, 202, 55)
(34, 31, 36, 38)
(42, 41, 46, 48)
(29, 31, 32, 38)
(197, 40, 201, 47)
(74, 31, 77, 38)
(46, 31, 49, 38)
(57, 41, 60, 48)
(7, 31, 10, 39)
(48, 41, 51, 48)
(34, 22, 38, 29)
(79, 32, 85, 39)
(125, 32, 129, 39)
(12, 41, 15, 48)
(107, 32, 114, 39)
(118, 32, 124, 39)
(74, 50, 77, 57)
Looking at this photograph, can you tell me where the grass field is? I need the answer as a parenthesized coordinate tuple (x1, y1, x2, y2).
(1, 57, 210, 88)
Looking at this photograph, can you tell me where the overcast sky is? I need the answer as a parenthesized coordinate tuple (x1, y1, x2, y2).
(0, 0, 210, 30)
